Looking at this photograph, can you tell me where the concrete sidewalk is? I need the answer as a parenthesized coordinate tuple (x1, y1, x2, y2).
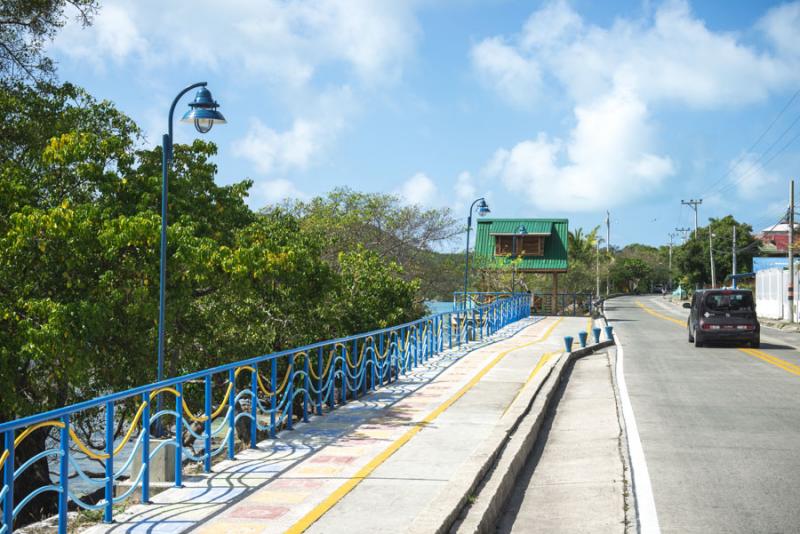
(496, 349, 628, 533)
(82, 315, 587, 534)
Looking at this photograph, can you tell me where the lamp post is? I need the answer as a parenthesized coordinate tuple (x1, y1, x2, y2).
(512, 225, 527, 293)
(463, 198, 490, 309)
(156, 83, 226, 427)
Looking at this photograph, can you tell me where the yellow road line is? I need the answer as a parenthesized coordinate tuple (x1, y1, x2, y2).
(636, 300, 685, 326)
(636, 300, 800, 378)
(740, 348, 800, 376)
(286, 317, 564, 533)
(503, 351, 557, 416)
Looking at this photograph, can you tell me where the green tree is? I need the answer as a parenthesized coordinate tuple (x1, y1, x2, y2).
(610, 257, 653, 292)
(0, 1, 98, 82)
(674, 216, 754, 288)
(0, 82, 425, 524)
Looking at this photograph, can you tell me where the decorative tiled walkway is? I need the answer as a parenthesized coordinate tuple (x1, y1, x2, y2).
(83, 315, 579, 534)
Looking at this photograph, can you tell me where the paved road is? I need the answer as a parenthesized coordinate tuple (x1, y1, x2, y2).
(607, 296, 800, 533)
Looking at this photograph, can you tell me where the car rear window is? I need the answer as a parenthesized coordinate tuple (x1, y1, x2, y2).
(704, 292, 754, 311)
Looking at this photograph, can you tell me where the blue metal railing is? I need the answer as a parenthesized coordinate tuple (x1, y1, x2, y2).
(453, 291, 529, 310)
(0, 294, 530, 534)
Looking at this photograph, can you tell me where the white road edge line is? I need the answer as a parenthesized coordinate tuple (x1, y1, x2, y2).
(614, 329, 661, 534)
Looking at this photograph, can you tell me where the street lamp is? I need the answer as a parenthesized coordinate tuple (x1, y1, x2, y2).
(463, 198, 490, 309)
(156, 83, 226, 421)
(512, 225, 527, 293)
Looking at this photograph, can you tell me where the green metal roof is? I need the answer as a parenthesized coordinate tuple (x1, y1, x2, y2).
(486, 220, 552, 235)
(474, 218, 568, 272)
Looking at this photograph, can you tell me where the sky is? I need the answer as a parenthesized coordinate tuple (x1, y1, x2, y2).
(49, 0, 800, 249)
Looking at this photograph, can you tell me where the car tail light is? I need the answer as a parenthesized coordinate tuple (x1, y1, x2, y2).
(736, 325, 755, 330)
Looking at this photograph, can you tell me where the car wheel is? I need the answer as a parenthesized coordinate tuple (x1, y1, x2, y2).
(751, 336, 760, 349)
(694, 331, 703, 347)
(688, 327, 694, 342)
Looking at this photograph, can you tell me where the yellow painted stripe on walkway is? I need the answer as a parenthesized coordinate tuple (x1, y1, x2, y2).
(286, 317, 564, 533)
(636, 300, 800, 378)
(503, 350, 557, 416)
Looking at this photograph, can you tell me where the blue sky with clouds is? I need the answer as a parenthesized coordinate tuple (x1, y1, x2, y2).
(49, 0, 800, 248)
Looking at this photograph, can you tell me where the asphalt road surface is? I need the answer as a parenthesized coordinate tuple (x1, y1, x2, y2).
(607, 296, 800, 533)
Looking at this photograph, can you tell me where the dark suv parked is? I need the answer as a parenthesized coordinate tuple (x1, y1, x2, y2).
(684, 289, 760, 348)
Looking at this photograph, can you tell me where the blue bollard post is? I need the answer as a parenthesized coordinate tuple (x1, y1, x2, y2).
(578, 331, 588, 348)
(564, 336, 574, 352)
(593, 327, 602, 344)
(605, 325, 614, 341)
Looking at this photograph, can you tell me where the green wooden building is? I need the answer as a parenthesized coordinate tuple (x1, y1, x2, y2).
(474, 218, 569, 303)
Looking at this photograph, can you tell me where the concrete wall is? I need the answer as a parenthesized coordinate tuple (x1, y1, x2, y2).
(755, 268, 800, 321)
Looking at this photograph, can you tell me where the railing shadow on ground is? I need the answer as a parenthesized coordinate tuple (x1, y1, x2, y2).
(0, 295, 531, 534)
(93, 316, 541, 533)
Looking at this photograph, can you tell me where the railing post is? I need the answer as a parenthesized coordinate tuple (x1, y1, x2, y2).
(370, 339, 376, 391)
(203, 375, 212, 473)
(141, 393, 150, 503)
(396, 328, 404, 378)
(227, 369, 236, 460)
(457, 311, 462, 347)
(303, 355, 310, 423)
(58, 415, 69, 534)
(378, 334, 385, 386)
(448, 313, 452, 349)
(341, 344, 348, 403)
(317, 347, 324, 415)
(3, 430, 13, 534)
(174, 384, 183, 487)
(251, 368, 258, 447)
(104, 401, 114, 523)
(287, 359, 294, 431)
(270, 359, 277, 438)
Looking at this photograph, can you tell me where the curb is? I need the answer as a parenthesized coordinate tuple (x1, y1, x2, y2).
(408, 338, 615, 534)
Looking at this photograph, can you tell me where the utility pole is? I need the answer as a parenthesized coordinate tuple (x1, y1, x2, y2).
(675, 227, 692, 243)
(605, 211, 610, 295)
(668, 232, 676, 289)
(732, 225, 737, 289)
(789, 179, 795, 322)
(709, 231, 716, 288)
(682, 199, 703, 238)
(596, 239, 601, 297)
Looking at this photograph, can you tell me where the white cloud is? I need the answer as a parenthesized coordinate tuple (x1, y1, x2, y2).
(53, 0, 419, 87)
(758, 2, 800, 59)
(728, 154, 780, 198)
(453, 171, 477, 206)
(486, 86, 674, 211)
(473, 0, 800, 211)
(233, 85, 355, 173)
(250, 178, 307, 206)
(235, 119, 322, 174)
(395, 172, 439, 207)
(471, 37, 542, 108)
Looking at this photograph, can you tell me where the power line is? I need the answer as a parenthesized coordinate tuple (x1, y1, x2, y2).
(714, 112, 800, 196)
(702, 88, 800, 197)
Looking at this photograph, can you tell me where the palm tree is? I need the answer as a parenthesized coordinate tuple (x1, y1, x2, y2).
(568, 226, 600, 264)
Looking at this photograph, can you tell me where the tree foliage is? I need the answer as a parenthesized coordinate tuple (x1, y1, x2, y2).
(0, 82, 423, 523)
(0, 1, 98, 82)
